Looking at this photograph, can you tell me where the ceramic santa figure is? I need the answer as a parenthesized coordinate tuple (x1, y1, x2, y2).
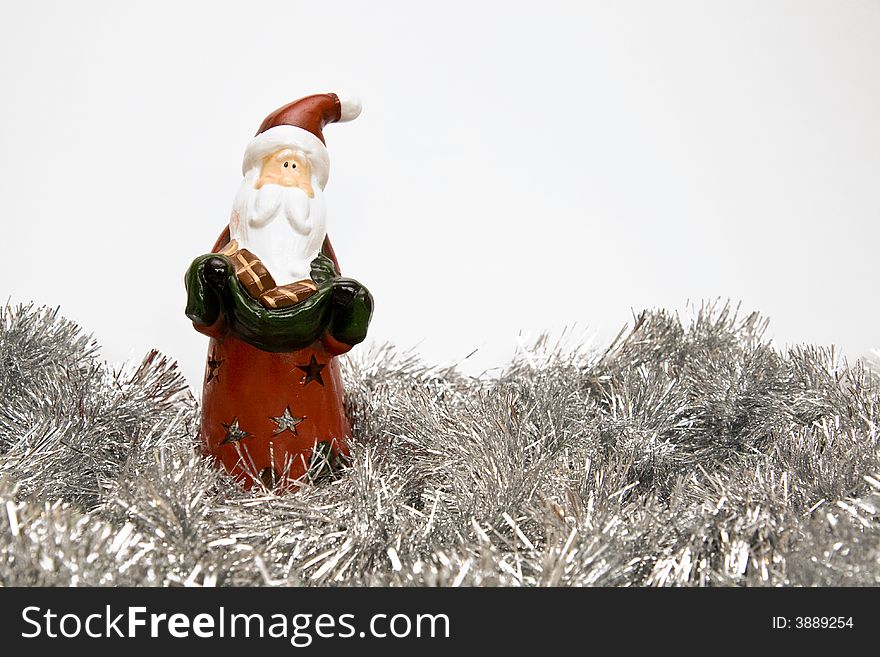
(185, 93, 373, 490)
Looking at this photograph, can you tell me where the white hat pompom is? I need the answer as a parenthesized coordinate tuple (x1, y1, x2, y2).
(336, 93, 362, 122)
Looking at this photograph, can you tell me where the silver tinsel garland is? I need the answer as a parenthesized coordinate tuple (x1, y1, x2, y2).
(1, 302, 877, 586)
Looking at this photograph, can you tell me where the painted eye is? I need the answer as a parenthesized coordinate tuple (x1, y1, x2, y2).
(283, 162, 289, 168)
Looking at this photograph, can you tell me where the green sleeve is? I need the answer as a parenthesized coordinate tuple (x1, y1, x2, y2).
(185, 252, 372, 353)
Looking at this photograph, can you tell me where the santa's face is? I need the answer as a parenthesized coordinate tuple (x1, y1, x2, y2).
(230, 148, 327, 285)
(255, 148, 314, 196)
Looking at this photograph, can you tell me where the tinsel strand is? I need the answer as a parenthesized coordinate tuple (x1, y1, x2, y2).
(1, 301, 877, 586)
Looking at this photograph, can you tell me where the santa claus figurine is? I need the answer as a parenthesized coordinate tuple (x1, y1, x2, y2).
(184, 93, 373, 490)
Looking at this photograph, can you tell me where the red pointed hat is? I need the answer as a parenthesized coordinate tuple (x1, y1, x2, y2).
(242, 92, 362, 189)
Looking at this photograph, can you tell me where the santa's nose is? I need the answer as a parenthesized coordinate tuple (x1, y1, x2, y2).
(277, 176, 299, 187)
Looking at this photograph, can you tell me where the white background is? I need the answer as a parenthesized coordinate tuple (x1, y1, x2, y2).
(1, 1, 878, 391)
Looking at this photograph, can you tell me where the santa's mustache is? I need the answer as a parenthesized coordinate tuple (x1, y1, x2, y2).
(245, 183, 312, 234)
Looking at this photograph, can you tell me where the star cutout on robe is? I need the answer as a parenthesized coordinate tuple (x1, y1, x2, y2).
(220, 417, 251, 445)
(296, 354, 326, 387)
(206, 352, 222, 384)
(271, 406, 305, 436)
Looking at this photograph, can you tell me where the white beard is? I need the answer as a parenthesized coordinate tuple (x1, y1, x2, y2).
(229, 170, 327, 285)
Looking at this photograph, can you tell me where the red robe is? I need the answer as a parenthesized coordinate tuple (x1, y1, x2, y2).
(195, 227, 352, 489)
